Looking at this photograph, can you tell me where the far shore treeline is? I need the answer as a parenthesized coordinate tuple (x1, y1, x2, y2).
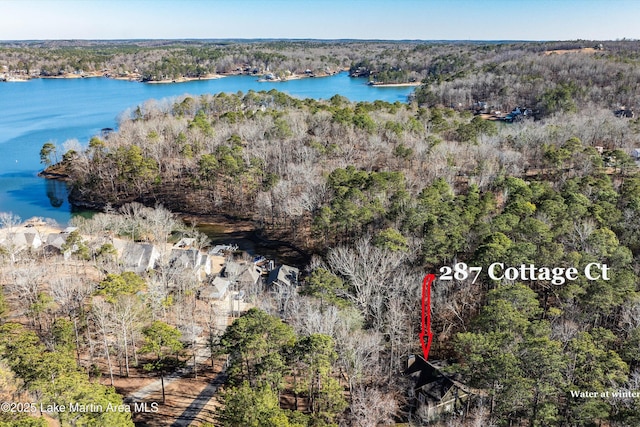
(0, 39, 635, 86)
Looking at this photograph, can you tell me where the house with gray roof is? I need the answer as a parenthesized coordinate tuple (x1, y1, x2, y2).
(223, 259, 263, 288)
(168, 248, 212, 281)
(404, 355, 473, 421)
(1, 232, 43, 251)
(112, 239, 160, 273)
(237, 265, 261, 287)
(44, 233, 69, 252)
(268, 265, 300, 289)
(199, 276, 231, 300)
(0, 231, 43, 261)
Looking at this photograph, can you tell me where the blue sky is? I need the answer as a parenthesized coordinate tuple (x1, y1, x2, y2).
(0, 0, 639, 41)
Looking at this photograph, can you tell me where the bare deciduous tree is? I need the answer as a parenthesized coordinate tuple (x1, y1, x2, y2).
(327, 237, 405, 328)
(91, 299, 116, 386)
(349, 386, 398, 427)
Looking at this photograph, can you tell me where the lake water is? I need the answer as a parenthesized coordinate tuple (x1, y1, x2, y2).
(0, 73, 414, 224)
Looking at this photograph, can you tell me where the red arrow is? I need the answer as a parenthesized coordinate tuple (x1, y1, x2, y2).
(419, 274, 436, 361)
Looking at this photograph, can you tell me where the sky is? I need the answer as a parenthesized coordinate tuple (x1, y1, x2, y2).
(0, 0, 639, 41)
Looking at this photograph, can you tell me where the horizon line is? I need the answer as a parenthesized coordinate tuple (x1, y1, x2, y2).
(1, 37, 638, 44)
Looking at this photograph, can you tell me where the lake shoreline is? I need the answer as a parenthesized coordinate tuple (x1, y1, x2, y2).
(144, 73, 226, 84)
(368, 81, 421, 87)
(2, 71, 422, 88)
(2, 70, 345, 84)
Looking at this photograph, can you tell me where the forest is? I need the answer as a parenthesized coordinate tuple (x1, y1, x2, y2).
(2, 39, 640, 86)
(2, 40, 640, 426)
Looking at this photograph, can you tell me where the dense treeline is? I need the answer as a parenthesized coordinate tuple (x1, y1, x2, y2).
(0, 323, 134, 427)
(0, 40, 393, 80)
(413, 46, 640, 114)
(217, 309, 347, 426)
(4, 39, 640, 87)
(62, 88, 639, 242)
